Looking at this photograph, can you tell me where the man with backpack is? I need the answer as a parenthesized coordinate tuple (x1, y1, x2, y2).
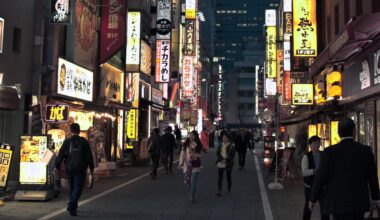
(55, 123, 94, 216)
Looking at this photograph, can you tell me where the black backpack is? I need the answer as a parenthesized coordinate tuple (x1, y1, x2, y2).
(67, 138, 86, 171)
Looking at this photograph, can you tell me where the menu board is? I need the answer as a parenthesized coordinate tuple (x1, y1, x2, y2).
(20, 136, 48, 184)
(0, 144, 13, 188)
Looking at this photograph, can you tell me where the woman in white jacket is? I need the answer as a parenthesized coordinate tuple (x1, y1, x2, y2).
(178, 130, 203, 202)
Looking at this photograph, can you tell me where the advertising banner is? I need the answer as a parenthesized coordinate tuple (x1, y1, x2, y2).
(99, 0, 126, 64)
(140, 40, 152, 75)
(126, 12, 141, 71)
(126, 109, 137, 139)
(182, 56, 194, 98)
(50, 0, 71, 24)
(185, 0, 196, 19)
(45, 104, 69, 122)
(266, 26, 277, 78)
(156, 0, 172, 40)
(57, 58, 94, 102)
(293, 0, 317, 57)
(20, 136, 48, 184)
(100, 63, 124, 103)
(155, 40, 171, 83)
(184, 20, 196, 56)
(0, 144, 13, 188)
(292, 84, 314, 105)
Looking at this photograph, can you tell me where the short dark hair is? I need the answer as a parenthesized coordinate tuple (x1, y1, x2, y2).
(70, 123, 80, 134)
(222, 130, 232, 141)
(152, 128, 160, 135)
(308, 135, 321, 145)
(165, 126, 172, 132)
(338, 117, 355, 138)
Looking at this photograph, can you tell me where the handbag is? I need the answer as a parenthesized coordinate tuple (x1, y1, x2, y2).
(365, 204, 380, 220)
(191, 157, 201, 168)
(217, 160, 227, 169)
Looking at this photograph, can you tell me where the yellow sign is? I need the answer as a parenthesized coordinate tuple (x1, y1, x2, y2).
(266, 26, 277, 78)
(308, 125, 317, 139)
(292, 84, 314, 105)
(293, 0, 317, 57)
(330, 121, 340, 145)
(46, 105, 69, 122)
(127, 109, 138, 139)
(185, 0, 196, 19)
(70, 111, 94, 131)
(0, 145, 13, 187)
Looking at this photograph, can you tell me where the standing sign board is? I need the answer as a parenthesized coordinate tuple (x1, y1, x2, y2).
(0, 144, 13, 188)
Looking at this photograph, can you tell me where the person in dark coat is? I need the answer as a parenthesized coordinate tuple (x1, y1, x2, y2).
(234, 129, 250, 170)
(174, 125, 182, 152)
(55, 123, 94, 216)
(161, 126, 176, 173)
(216, 130, 236, 196)
(309, 117, 380, 220)
(148, 128, 163, 179)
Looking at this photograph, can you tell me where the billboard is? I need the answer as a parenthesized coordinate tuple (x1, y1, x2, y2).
(155, 40, 171, 83)
(126, 12, 141, 71)
(292, 84, 314, 105)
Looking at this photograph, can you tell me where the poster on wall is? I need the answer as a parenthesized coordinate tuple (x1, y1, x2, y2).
(45, 104, 69, 122)
(140, 40, 152, 75)
(100, 64, 124, 103)
(99, 0, 126, 64)
(50, 0, 72, 24)
(155, 40, 171, 83)
(74, 0, 96, 70)
(57, 58, 94, 102)
(0, 144, 13, 188)
(20, 136, 48, 184)
(156, 0, 172, 40)
(292, 84, 313, 105)
(126, 12, 141, 72)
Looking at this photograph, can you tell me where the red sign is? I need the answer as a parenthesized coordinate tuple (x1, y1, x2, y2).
(99, 0, 126, 64)
(283, 71, 291, 102)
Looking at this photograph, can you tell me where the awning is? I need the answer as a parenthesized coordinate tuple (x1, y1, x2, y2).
(310, 12, 380, 77)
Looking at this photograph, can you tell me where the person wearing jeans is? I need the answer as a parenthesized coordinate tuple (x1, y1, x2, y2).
(216, 130, 236, 196)
(179, 130, 203, 202)
(67, 171, 86, 212)
(148, 128, 163, 179)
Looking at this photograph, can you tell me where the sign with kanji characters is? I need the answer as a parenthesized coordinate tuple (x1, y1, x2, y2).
(99, 0, 125, 64)
(185, 0, 196, 19)
(50, 0, 71, 24)
(293, 0, 317, 57)
(46, 105, 69, 122)
(155, 40, 171, 83)
(182, 56, 194, 98)
(57, 58, 93, 102)
(100, 63, 124, 103)
(277, 50, 284, 94)
(126, 109, 137, 139)
(184, 20, 196, 56)
(265, 9, 276, 26)
(157, 0, 172, 40)
(126, 12, 141, 71)
(140, 40, 152, 75)
(283, 71, 292, 102)
(284, 41, 291, 71)
(292, 84, 314, 105)
(266, 26, 277, 78)
(0, 144, 13, 187)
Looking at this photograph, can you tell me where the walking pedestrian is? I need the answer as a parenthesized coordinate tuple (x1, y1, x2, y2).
(216, 130, 236, 197)
(301, 136, 329, 220)
(174, 125, 182, 153)
(54, 123, 94, 216)
(148, 128, 163, 179)
(200, 127, 209, 152)
(178, 130, 203, 202)
(309, 117, 380, 220)
(161, 126, 176, 174)
(234, 129, 249, 170)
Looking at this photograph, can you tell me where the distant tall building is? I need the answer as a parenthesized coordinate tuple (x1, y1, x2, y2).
(215, 0, 268, 73)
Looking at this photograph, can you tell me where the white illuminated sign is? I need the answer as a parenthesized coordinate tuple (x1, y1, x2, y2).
(126, 12, 141, 65)
(284, 41, 291, 71)
(283, 0, 292, 12)
(265, 78, 277, 96)
(265, 9, 276, 26)
(155, 40, 171, 83)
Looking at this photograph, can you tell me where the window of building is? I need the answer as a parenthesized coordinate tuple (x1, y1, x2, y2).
(237, 91, 244, 96)
(13, 27, 21, 53)
(216, 23, 221, 27)
(327, 16, 332, 43)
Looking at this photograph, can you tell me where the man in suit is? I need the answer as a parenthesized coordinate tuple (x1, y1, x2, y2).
(309, 117, 380, 220)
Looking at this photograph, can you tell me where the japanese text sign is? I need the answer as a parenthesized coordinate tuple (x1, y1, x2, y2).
(140, 40, 152, 75)
(126, 109, 137, 139)
(293, 0, 317, 57)
(283, 71, 292, 102)
(292, 84, 314, 105)
(155, 40, 171, 83)
(266, 26, 277, 78)
(57, 58, 93, 102)
(46, 105, 69, 122)
(185, 0, 196, 19)
(265, 9, 276, 26)
(126, 12, 141, 69)
(50, 0, 71, 24)
(0, 144, 13, 187)
(182, 56, 194, 98)
(330, 121, 340, 145)
(284, 12, 293, 35)
(100, 0, 126, 64)
(184, 20, 196, 56)
(157, 0, 172, 40)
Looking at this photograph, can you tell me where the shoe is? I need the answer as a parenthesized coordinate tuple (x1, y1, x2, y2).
(67, 208, 77, 216)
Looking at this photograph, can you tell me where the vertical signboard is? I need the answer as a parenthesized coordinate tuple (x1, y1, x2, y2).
(182, 56, 194, 98)
(100, 63, 124, 103)
(0, 145, 13, 188)
(155, 40, 171, 83)
(140, 40, 152, 75)
(185, 0, 196, 19)
(266, 26, 277, 78)
(277, 50, 284, 94)
(284, 41, 291, 71)
(126, 109, 138, 139)
(184, 20, 196, 56)
(292, 84, 314, 105)
(156, 0, 172, 40)
(330, 121, 340, 145)
(50, 0, 72, 24)
(283, 71, 292, 102)
(284, 12, 293, 35)
(131, 73, 140, 108)
(265, 9, 276, 26)
(293, 0, 317, 57)
(100, 0, 126, 64)
(126, 12, 141, 71)
(284, 0, 293, 12)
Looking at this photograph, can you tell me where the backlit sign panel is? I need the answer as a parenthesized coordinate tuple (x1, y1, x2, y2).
(185, 0, 196, 19)
(292, 84, 314, 105)
(157, 0, 172, 40)
(266, 26, 277, 78)
(0, 145, 13, 187)
(126, 12, 141, 70)
(46, 105, 69, 122)
(140, 40, 152, 75)
(182, 56, 194, 98)
(50, 0, 71, 24)
(126, 109, 137, 139)
(155, 40, 171, 83)
(265, 9, 276, 26)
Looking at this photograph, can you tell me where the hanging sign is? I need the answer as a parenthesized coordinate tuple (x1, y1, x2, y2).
(131, 73, 140, 108)
(0, 144, 13, 188)
(140, 40, 152, 75)
(293, 0, 317, 57)
(155, 40, 171, 83)
(100, 64, 124, 103)
(46, 104, 69, 122)
(126, 109, 137, 139)
(265, 9, 276, 26)
(284, 12, 293, 35)
(157, 0, 172, 39)
(99, 0, 126, 64)
(182, 56, 194, 98)
(284, 0, 293, 12)
(266, 26, 277, 78)
(184, 20, 196, 56)
(292, 84, 314, 105)
(284, 41, 291, 71)
(185, 0, 196, 19)
(50, 0, 71, 24)
(57, 58, 93, 102)
(126, 12, 141, 71)
(283, 71, 292, 102)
